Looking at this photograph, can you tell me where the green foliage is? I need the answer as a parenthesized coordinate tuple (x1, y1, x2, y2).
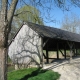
(7, 68, 60, 80)
(15, 5, 43, 25)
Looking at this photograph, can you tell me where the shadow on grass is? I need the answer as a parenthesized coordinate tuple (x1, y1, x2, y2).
(20, 67, 47, 80)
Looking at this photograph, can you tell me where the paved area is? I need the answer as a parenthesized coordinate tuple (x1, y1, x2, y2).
(43, 57, 80, 80)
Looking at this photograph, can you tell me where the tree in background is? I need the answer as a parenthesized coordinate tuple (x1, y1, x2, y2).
(0, 0, 80, 80)
(61, 13, 80, 33)
(9, 5, 43, 40)
(15, 5, 43, 24)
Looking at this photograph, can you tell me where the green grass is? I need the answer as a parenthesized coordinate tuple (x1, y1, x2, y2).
(8, 68, 60, 80)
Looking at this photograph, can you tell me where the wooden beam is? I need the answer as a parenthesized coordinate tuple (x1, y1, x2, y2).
(41, 37, 43, 67)
(59, 49, 65, 56)
(64, 44, 66, 59)
(43, 39, 49, 47)
(56, 43, 59, 59)
(43, 53, 47, 59)
(46, 49, 49, 63)
(75, 48, 77, 56)
(73, 43, 76, 56)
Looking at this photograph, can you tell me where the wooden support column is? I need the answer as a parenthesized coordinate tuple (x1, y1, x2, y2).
(46, 49, 49, 63)
(56, 43, 59, 59)
(64, 45, 66, 59)
(41, 37, 43, 67)
(46, 41, 49, 64)
(73, 43, 76, 56)
(75, 48, 77, 56)
(70, 48, 72, 60)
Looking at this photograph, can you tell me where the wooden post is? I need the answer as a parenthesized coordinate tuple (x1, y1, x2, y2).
(46, 49, 49, 63)
(75, 48, 77, 56)
(56, 43, 59, 59)
(41, 37, 43, 67)
(64, 45, 66, 59)
(73, 43, 76, 56)
(59, 49, 64, 56)
(70, 48, 72, 60)
(69, 45, 73, 60)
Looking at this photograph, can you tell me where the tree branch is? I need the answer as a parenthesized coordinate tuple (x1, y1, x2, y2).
(7, 0, 18, 28)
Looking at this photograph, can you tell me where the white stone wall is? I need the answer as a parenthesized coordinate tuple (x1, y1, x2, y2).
(8, 25, 42, 65)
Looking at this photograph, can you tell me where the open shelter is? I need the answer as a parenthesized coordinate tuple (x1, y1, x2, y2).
(8, 22, 80, 67)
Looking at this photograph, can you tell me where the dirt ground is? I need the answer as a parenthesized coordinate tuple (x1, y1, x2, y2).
(43, 56, 80, 80)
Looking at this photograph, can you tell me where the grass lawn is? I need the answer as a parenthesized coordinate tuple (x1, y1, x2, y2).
(8, 68, 60, 80)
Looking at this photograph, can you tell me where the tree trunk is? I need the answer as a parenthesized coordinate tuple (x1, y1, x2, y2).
(0, 0, 18, 80)
(0, 17, 8, 80)
(0, 48, 7, 80)
(0, 21, 8, 80)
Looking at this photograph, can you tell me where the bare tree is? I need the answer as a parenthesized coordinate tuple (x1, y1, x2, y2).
(0, 0, 18, 80)
(61, 13, 80, 33)
(0, 0, 80, 80)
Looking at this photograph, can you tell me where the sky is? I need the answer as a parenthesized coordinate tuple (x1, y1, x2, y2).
(45, 6, 80, 29)
(16, 0, 80, 29)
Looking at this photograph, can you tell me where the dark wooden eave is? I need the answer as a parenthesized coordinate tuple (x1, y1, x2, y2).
(27, 22, 80, 50)
(27, 22, 80, 43)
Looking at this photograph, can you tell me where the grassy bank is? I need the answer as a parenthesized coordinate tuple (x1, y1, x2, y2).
(8, 68, 60, 80)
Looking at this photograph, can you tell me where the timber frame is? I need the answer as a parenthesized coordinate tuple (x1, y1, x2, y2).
(43, 38, 80, 63)
(9, 22, 80, 65)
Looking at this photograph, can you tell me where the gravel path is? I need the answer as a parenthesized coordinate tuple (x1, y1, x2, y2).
(43, 57, 80, 80)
